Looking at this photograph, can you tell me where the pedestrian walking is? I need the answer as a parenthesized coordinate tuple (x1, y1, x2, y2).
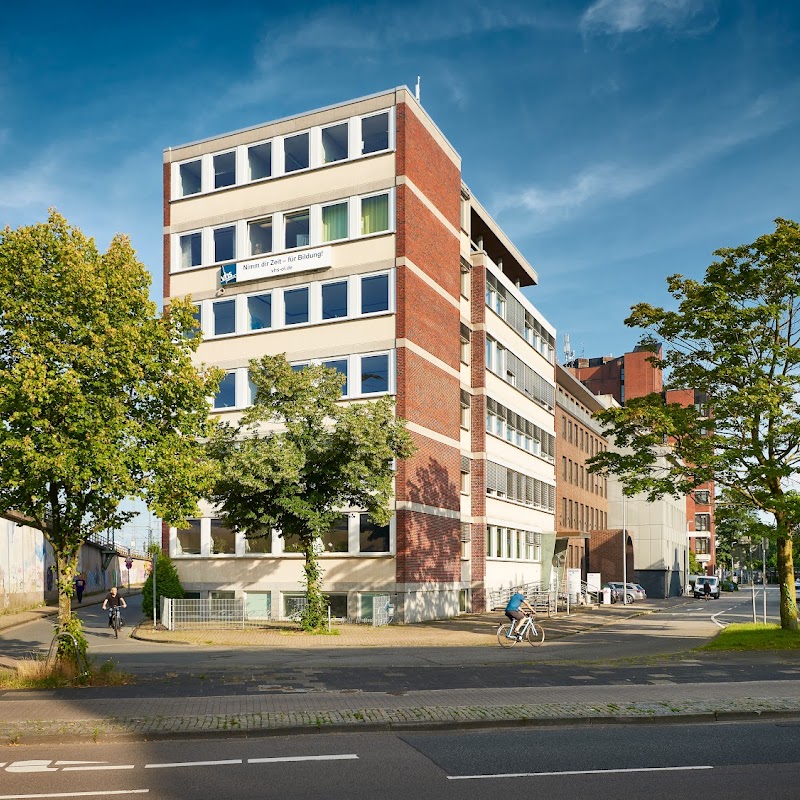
(74, 574, 86, 604)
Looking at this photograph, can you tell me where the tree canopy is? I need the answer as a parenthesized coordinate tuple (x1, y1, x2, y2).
(208, 354, 415, 630)
(589, 218, 800, 630)
(0, 211, 220, 627)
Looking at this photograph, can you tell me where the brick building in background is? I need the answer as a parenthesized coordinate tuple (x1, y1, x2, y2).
(162, 87, 557, 622)
(567, 346, 716, 577)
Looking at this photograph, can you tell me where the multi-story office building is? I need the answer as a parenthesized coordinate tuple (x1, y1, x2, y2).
(567, 348, 716, 577)
(162, 87, 557, 622)
(554, 364, 612, 577)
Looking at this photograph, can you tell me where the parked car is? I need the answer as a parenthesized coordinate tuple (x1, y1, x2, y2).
(607, 582, 643, 603)
(602, 583, 621, 603)
(633, 583, 648, 600)
(795, 577, 800, 591)
(693, 576, 720, 599)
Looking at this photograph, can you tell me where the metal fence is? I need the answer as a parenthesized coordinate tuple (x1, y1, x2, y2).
(162, 598, 267, 631)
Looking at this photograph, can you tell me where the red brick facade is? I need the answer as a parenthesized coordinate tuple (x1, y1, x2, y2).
(393, 103, 462, 593)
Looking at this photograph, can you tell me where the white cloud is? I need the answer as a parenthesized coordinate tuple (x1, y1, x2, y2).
(580, 0, 718, 36)
(494, 87, 799, 233)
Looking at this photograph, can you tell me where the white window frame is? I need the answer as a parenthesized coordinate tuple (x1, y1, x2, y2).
(358, 190, 394, 238)
(354, 350, 394, 397)
(175, 228, 204, 271)
(358, 108, 395, 156)
(357, 270, 393, 317)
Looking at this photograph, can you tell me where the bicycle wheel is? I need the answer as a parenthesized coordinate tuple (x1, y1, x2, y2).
(497, 623, 517, 648)
(113, 612, 120, 639)
(526, 622, 545, 646)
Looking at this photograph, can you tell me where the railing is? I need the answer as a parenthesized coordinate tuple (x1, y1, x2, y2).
(162, 598, 254, 630)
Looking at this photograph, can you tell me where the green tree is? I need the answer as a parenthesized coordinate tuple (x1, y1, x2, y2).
(0, 211, 220, 632)
(208, 355, 415, 630)
(688, 550, 703, 577)
(589, 218, 800, 630)
(141, 549, 185, 619)
(714, 494, 770, 577)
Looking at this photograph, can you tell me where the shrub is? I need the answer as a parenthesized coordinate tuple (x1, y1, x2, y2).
(55, 614, 88, 664)
(141, 550, 184, 619)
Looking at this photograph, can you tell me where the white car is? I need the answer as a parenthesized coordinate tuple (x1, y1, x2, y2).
(693, 576, 720, 599)
(607, 582, 645, 603)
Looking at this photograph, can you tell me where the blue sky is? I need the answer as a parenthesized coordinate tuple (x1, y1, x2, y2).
(2, 0, 799, 361)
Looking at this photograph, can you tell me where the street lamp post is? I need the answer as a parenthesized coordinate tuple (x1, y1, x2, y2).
(622, 493, 627, 605)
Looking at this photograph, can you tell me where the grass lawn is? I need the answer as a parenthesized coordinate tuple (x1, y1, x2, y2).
(700, 622, 800, 651)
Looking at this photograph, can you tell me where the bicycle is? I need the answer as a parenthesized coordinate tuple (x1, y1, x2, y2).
(109, 606, 124, 639)
(497, 611, 545, 647)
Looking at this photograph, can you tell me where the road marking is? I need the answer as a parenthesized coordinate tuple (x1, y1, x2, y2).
(145, 759, 242, 769)
(53, 763, 106, 766)
(5, 761, 58, 773)
(448, 765, 714, 780)
(247, 754, 359, 764)
(61, 765, 136, 771)
(0, 791, 148, 799)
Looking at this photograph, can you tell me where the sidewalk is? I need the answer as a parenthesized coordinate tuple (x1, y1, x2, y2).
(132, 597, 687, 648)
(2, 676, 799, 744)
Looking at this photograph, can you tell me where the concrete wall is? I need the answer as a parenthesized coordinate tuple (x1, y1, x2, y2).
(0, 514, 150, 614)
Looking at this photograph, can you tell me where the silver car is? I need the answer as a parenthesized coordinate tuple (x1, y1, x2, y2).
(607, 582, 645, 603)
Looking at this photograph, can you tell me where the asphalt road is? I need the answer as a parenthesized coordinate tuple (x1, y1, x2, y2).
(1, 720, 799, 799)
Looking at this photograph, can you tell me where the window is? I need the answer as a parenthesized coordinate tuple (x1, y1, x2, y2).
(248, 217, 273, 255)
(214, 372, 236, 409)
(460, 324, 471, 365)
(210, 519, 235, 554)
(284, 287, 309, 325)
(179, 160, 202, 196)
(361, 193, 389, 235)
(214, 226, 236, 263)
(322, 358, 348, 396)
(323, 516, 349, 552)
(187, 303, 201, 339)
(248, 142, 271, 180)
(179, 232, 202, 269)
(359, 514, 390, 553)
(460, 265, 470, 298)
(322, 201, 348, 242)
(282, 534, 303, 553)
(461, 523, 471, 560)
(245, 592, 272, 620)
(695, 513, 711, 532)
(460, 471, 470, 495)
(362, 112, 389, 154)
(322, 122, 348, 163)
(460, 390, 471, 429)
(247, 372, 258, 406)
(695, 537, 711, 554)
(212, 299, 236, 336)
(284, 209, 310, 249)
(695, 490, 710, 505)
(322, 280, 348, 320)
(284, 132, 309, 172)
(244, 529, 272, 554)
(213, 151, 236, 189)
(176, 519, 201, 555)
(247, 293, 272, 331)
(327, 594, 348, 619)
(361, 274, 389, 314)
(361, 354, 389, 394)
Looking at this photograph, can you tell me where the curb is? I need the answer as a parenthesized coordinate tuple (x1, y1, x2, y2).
(6, 707, 800, 746)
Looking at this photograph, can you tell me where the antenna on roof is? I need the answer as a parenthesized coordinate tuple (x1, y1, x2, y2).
(415, 76, 421, 103)
(564, 333, 575, 365)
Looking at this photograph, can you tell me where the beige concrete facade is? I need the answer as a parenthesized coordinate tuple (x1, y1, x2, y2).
(163, 88, 556, 622)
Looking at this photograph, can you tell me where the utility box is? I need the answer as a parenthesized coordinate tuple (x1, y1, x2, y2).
(601, 587, 612, 605)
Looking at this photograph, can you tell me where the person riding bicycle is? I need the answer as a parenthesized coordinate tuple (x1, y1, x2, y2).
(102, 586, 127, 627)
(505, 588, 535, 640)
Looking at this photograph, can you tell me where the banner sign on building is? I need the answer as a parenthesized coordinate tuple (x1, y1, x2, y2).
(220, 246, 332, 286)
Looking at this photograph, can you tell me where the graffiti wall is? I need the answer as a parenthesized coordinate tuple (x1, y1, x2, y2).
(1, 514, 151, 614)
(0, 517, 48, 611)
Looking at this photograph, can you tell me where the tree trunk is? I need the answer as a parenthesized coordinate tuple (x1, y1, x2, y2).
(775, 533, 798, 631)
(300, 535, 327, 630)
(55, 551, 79, 630)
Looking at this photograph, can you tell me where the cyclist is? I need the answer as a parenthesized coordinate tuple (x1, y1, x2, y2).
(102, 586, 127, 628)
(505, 588, 535, 640)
